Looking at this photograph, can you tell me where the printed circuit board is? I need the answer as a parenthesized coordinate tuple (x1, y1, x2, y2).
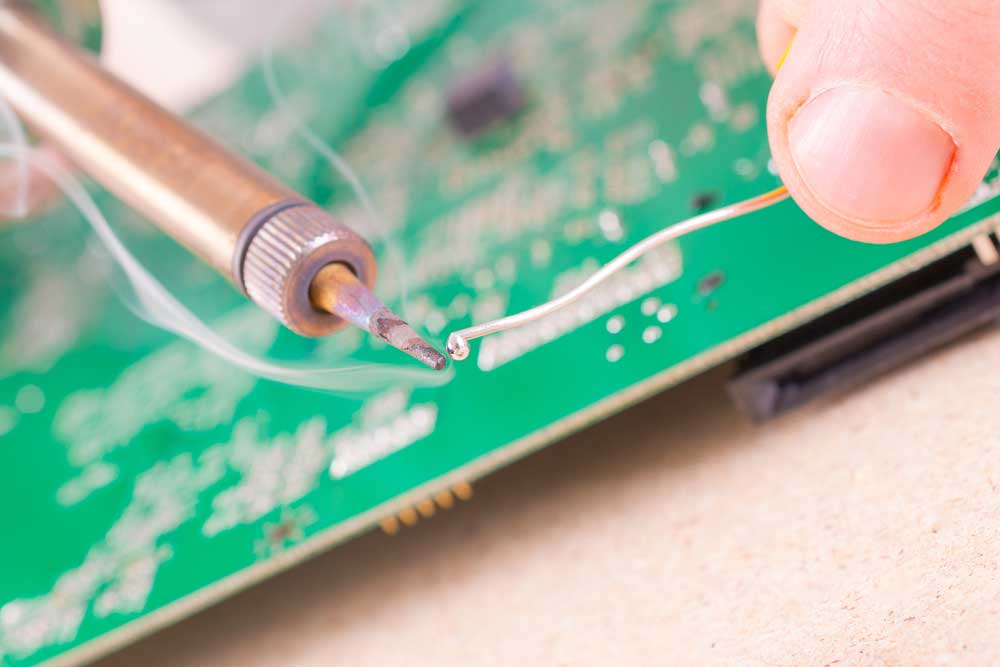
(3, 0, 1000, 665)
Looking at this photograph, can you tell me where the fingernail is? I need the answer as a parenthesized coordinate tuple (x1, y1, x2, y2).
(789, 86, 956, 224)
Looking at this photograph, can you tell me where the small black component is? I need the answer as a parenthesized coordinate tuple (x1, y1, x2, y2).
(727, 244, 1000, 421)
(446, 57, 524, 137)
(697, 270, 725, 296)
(689, 191, 719, 213)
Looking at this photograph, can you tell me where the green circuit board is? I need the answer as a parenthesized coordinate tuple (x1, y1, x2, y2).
(4, 0, 1000, 665)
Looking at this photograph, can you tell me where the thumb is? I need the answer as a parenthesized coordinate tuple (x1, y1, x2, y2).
(767, 0, 1000, 243)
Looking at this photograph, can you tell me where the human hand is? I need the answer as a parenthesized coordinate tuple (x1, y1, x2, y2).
(758, 0, 1000, 243)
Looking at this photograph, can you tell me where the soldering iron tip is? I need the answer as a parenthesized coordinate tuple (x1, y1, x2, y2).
(309, 262, 447, 370)
(369, 308, 448, 370)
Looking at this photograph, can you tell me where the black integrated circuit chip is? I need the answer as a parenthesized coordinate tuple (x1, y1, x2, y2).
(446, 57, 524, 136)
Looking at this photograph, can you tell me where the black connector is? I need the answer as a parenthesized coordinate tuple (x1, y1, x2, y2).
(728, 242, 1000, 421)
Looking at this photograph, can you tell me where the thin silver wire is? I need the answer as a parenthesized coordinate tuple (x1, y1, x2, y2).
(445, 185, 790, 361)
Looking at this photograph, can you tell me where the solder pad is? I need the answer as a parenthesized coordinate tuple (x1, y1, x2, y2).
(3, 1, 1000, 665)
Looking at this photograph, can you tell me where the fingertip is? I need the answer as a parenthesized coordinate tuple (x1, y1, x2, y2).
(765, 0, 1000, 244)
(779, 86, 958, 243)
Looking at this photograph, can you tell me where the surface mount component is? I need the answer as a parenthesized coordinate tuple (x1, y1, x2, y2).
(690, 191, 720, 213)
(0, 3, 444, 369)
(446, 56, 524, 136)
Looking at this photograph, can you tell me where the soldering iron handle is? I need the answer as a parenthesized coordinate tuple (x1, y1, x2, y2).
(0, 3, 295, 276)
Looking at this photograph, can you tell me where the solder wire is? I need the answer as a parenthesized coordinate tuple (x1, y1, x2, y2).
(446, 186, 790, 361)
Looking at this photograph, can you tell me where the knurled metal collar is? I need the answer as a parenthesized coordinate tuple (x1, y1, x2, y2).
(240, 202, 377, 337)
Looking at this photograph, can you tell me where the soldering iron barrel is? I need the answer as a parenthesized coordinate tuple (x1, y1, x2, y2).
(0, 2, 376, 336)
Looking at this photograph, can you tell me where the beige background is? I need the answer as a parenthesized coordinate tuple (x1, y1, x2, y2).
(87, 3, 1000, 665)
